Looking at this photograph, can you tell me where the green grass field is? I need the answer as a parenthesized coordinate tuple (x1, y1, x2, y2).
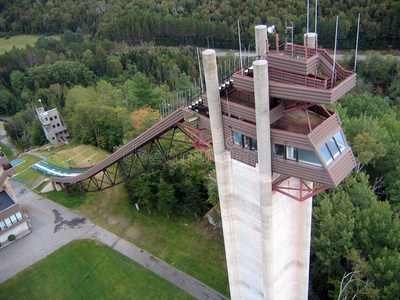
(6, 144, 230, 297)
(72, 185, 229, 296)
(0, 240, 193, 300)
(0, 34, 60, 54)
(0, 142, 14, 160)
(12, 155, 41, 181)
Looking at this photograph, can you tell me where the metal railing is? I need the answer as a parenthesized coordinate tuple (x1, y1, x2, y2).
(160, 55, 257, 117)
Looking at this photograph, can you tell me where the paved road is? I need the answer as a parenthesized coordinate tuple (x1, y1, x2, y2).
(0, 181, 227, 300)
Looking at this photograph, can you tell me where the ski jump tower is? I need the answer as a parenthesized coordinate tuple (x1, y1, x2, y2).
(203, 25, 356, 299)
(50, 23, 356, 300)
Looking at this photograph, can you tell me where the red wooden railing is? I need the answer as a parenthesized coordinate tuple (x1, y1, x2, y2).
(285, 44, 354, 82)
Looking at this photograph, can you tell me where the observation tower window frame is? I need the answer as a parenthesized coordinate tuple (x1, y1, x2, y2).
(273, 144, 322, 167)
(318, 131, 347, 166)
(233, 131, 257, 151)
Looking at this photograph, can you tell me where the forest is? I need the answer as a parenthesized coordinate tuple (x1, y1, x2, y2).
(0, 0, 400, 299)
(0, 0, 400, 49)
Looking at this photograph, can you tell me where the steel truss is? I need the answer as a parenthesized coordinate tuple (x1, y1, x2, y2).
(272, 176, 329, 202)
(61, 124, 213, 195)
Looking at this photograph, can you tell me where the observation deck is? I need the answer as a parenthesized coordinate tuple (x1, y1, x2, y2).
(232, 44, 356, 105)
(189, 43, 356, 187)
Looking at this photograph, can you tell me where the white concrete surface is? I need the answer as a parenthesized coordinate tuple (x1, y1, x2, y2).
(255, 25, 267, 59)
(203, 49, 240, 298)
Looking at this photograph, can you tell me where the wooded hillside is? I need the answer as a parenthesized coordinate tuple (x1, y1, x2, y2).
(0, 1, 400, 299)
(0, 0, 399, 49)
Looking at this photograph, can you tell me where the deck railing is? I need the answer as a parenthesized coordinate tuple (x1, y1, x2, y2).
(269, 68, 327, 89)
(285, 44, 354, 82)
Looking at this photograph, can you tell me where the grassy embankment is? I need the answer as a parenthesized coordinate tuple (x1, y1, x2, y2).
(0, 141, 14, 160)
(0, 34, 60, 54)
(0, 240, 193, 300)
(8, 144, 229, 298)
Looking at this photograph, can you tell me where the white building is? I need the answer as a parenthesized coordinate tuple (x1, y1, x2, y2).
(36, 107, 69, 145)
(0, 152, 30, 247)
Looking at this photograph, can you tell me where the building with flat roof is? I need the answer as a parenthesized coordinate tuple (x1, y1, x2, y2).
(36, 106, 70, 145)
(0, 152, 30, 247)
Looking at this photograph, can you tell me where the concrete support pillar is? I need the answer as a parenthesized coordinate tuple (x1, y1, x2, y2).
(253, 60, 274, 299)
(202, 49, 224, 155)
(255, 25, 267, 59)
(202, 49, 240, 298)
(304, 32, 318, 48)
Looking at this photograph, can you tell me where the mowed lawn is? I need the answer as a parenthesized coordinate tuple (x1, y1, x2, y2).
(0, 240, 193, 300)
(0, 34, 60, 54)
(7, 144, 230, 297)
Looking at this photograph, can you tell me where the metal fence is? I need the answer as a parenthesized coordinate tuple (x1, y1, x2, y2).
(160, 54, 257, 117)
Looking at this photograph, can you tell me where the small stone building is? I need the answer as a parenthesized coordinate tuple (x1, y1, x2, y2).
(36, 107, 70, 145)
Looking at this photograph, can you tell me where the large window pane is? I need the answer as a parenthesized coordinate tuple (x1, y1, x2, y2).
(298, 148, 322, 166)
(4, 218, 12, 227)
(250, 138, 257, 151)
(233, 132, 243, 146)
(334, 131, 346, 152)
(319, 144, 333, 165)
(327, 137, 340, 159)
(273, 144, 285, 157)
(15, 212, 23, 221)
(10, 215, 17, 224)
(243, 136, 250, 149)
(286, 146, 297, 160)
(0, 220, 6, 230)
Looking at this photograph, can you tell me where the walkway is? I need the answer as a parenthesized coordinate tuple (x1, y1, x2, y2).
(0, 181, 227, 300)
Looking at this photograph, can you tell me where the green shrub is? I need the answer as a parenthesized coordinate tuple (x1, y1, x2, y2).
(8, 234, 16, 241)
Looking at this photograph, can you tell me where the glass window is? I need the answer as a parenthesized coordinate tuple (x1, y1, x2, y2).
(15, 212, 23, 221)
(286, 146, 297, 160)
(334, 131, 346, 152)
(298, 148, 322, 166)
(4, 218, 12, 227)
(50, 117, 53, 121)
(233, 132, 243, 147)
(0, 220, 6, 230)
(273, 144, 285, 157)
(10, 215, 17, 224)
(57, 123, 60, 127)
(250, 138, 257, 151)
(54, 115, 58, 119)
(319, 144, 333, 165)
(243, 136, 250, 149)
(326, 138, 340, 159)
